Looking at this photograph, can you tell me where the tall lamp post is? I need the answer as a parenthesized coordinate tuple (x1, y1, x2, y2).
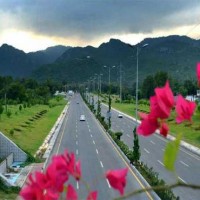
(129, 44, 148, 122)
(104, 65, 116, 129)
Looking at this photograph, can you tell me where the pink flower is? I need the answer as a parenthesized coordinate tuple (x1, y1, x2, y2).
(155, 81, 174, 113)
(66, 184, 78, 200)
(75, 160, 81, 181)
(159, 122, 169, 137)
(137, 113, 159, 136)
(197, 62, 200, 87)
(175, 95, 196, 124)
(106, 168, 128, 195)
(86, 191, 98, 200)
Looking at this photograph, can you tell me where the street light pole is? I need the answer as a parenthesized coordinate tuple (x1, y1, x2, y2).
(129, 43, 148, 122)
(119, 62, 122, 103)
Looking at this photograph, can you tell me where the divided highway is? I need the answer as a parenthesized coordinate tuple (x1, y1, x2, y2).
(49, 94, 157, 200)
(99, 99, 200, 200)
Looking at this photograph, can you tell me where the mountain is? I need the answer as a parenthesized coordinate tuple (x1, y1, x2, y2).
(0, 44, 70, 77)
(32, 35, 200, 84)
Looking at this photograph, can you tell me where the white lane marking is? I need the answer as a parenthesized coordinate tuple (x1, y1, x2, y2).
(106, 179, 111, 188)
(178, 176, 187, 184)
(96, 149, 99, 154)
(154, 132, 200, 161)
(93, 140, 95, 145)
(150, 140, 155, 145)
(180, 161, 189, 167)
(76, 129, 77, 132)
(88, 125, 90, 129)
(100, 161, 104, 168)
(76, 141, 78, 145)
(157, 160, 164, 166)
(144, 148, 150, 154)
(90, 134, 93, 138)
(89, 129, 91, 132)
(127, 134, 131, 138)
(76, 181, 79, 189)
(76, 134, 78, 138)
(76, 149, 78, 155)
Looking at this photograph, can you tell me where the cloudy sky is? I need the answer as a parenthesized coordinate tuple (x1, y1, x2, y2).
(0, 0, 200, 52)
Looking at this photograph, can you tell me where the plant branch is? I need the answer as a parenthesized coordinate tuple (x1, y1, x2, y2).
(114, 181, 200, 200)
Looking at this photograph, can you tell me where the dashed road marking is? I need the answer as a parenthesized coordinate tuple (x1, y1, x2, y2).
(180, 161, 189, 167)
(90, 134, 93, 138)
(127, 134, 131, 138)
(76, 181, 79, 189)
(76, 149, 78, 155)
(178, 176, 187, 184)
(100, 161, 104, 168)
(106, 179, 111, 188)
(157, 160, 164, 166)
(96, 149, 99, 154)
(93, 140, 95, 145)
(144, 148, 150, 154)
(89, 129, 91, 132)
(76, 141, 78, 145)
(150, 140, 155, 145)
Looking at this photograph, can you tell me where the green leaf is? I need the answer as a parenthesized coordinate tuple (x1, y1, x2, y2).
(163, 133, 182, 171)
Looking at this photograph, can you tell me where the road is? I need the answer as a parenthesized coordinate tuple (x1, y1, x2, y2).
(98, 98, 200, 200)
(48, 94, 157, 200)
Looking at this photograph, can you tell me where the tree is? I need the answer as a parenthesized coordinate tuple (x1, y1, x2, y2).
(141, 75, 155, 99)
(0, 104, 4, 120)
(132, 127, 140, 165)
(19, 105, 22, 111)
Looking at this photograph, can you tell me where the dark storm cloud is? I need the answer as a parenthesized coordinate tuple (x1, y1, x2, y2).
(0, 0, 200, 40)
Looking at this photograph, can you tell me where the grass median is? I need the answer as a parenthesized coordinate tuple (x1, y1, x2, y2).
(112, 102, 200, 148)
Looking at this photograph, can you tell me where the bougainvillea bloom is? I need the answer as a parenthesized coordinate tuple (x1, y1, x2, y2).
(159, 122, 169, 137)
(137, 113, 159, 136)
(66, 184, 78, 200)
(197, 62, 200, 87)
(175, 95, 196, 124)
(154, 81, 174, 118)
(86, 191, 98, 200)
(106, 168, 128, 195)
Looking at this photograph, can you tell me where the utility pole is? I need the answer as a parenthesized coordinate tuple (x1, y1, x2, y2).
(119, 62, 122, 103)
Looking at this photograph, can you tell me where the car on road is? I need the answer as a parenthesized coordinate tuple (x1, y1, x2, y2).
(80, 114, 86, 121)
(118, 113, 123, 118)
(76, 102, 79, 104)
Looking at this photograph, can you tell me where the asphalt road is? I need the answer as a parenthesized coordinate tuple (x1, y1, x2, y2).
(49, 94, 158, 200)
(98, 98, 200, 200)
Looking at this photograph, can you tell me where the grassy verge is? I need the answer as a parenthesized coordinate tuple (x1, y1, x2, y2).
(0, 190, 18, 200)
(0, 98, 66, 155)
(111, 102, 200, 148)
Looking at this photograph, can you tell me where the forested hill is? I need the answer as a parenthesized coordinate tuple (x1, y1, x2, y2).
(32, 35, 200, 84)
(0, 44, 70, 77)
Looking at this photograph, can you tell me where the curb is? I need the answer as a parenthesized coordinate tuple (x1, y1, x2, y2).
(102, 103, 200, 157)
(84, 100, 160, 200)
(42, 102, 70, 170)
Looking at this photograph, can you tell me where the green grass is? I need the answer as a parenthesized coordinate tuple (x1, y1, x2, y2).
(111, 102, 200, 148)
(0, 190, 18, 200)
(0, 98, 66, 155)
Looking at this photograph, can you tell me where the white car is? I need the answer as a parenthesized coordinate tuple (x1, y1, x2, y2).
(80, 115, 86, 121)
(118, 113, 123, 118)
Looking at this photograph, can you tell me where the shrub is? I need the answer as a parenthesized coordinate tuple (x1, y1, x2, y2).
(9, 129, 14, 136)
(19, 105, 22, 111)
(6, 110, 12, 118)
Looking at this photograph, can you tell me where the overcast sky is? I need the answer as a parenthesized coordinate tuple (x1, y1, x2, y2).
(0, 0, 200, 52)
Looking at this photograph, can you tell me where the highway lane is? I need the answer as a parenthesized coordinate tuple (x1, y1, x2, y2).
(49, 94, 157, 200)
(99, 101, 200, 200)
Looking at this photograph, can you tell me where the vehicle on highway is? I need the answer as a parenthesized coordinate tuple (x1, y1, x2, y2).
(76, 102, 79, 104)
(118, 113, 123, 118)
(80, 114, 86, 121)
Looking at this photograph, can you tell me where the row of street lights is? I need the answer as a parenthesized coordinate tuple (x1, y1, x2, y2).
(85, 42, 149, 123)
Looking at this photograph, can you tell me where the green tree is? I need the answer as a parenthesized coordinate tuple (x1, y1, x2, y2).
(154, 71, 169, 87)
(19, 105, 22, 111)
(141, 75, 155, 99)
(132, 127, 140, 165)
(0, 104, 4, 120)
